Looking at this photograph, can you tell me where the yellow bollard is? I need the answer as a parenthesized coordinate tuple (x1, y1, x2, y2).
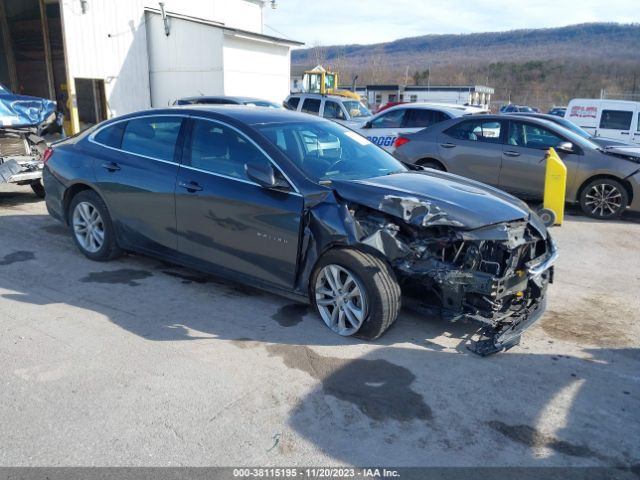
(542, 147, 567, 226)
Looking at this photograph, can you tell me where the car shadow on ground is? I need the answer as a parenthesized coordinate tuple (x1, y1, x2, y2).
(1, 213, 639, 468)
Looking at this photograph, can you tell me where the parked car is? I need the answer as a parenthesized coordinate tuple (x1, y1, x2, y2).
(547, 106, 567, 117)
(0, 83, 64, 197)
(565, 99, 640, 144)
(393, 114, 640, 219)
(374, 101, 406, 113)
(508, 112, 632, 147)
(351, 103, 468, 152)
(500, 104, 537, 113)
(43, 106, 556, 355)
(284, 93, 372, 127)
(174, 96, 282, 109)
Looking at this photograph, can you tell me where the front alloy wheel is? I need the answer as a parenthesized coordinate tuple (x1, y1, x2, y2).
(315, 264, 368, 336)
(580, 178, 628, 219)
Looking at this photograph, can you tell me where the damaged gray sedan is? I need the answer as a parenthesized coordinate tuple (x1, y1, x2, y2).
(43, 107, 556, 355)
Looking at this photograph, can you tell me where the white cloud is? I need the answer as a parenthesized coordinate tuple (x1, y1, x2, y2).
(264, 0, 639, 46)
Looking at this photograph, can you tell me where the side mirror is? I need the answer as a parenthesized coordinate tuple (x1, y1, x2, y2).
(557, 141, 574, 153)
(245, 162, 290, 190)
(363, 121, 372, 129)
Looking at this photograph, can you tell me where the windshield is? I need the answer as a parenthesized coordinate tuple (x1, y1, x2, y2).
(342, 101, 371, 118)
(547, 121, 599, 150)
(244, 100, 281, 109)
(553, 117, 591, 139)
(256, 121, 407, 182)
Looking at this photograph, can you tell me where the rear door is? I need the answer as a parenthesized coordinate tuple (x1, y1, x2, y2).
(174, 117, 304, 288)
(91, 115, 183, 253)
(436, 118, 504, 186)
(597, 108, 635, 142)
(633, 112, 640, 145)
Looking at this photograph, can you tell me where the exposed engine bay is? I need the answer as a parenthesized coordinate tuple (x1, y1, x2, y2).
(297, 186, 557, 356)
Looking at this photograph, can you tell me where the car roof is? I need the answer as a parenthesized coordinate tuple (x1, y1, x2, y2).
(377, 102, 469, 117)
(288, 93, 357, 102)
(178, 96, 273, 104)
(154, 104, 326, 126)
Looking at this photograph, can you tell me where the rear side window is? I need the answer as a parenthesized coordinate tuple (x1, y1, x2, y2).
(301, 98, 321, 115)
(285, 97, 300, 110)
(445, 120, 502, 143)
(599, 110, 633, 130)
(94, 122, 126, 148)
(121, 116, 183, 161)
(404, 109, 449, 128)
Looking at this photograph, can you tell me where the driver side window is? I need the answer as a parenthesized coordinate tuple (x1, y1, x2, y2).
(188, 119, 269, 181)
(370, 109, 405, 128)
(323, 101, 346, 120)
(508, 122, 563, 150)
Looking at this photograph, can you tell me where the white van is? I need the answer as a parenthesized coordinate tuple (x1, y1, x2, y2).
(565, 99, 640, 144)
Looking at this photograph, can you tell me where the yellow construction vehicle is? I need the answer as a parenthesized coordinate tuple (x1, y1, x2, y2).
(303, 65, 360, 100)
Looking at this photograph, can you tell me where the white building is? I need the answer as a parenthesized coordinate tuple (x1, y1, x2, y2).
(0, 0, 302, 134)
(364, 84, 494, 110)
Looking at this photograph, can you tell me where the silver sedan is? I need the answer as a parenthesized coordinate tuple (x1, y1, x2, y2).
(393, 114, 640, 219)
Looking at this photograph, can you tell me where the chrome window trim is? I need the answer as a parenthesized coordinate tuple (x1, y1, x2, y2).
(87, 113, 186, 165)
(87, 112, 302, 196)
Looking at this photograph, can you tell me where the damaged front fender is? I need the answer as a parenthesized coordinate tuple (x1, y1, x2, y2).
(295, 185, 556, 355)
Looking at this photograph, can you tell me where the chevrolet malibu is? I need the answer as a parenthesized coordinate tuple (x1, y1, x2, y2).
(43, 107, 557, 355)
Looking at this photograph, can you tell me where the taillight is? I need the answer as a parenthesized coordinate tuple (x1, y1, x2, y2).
(42, 147, 54, 163)
(394, 137, 410, 148)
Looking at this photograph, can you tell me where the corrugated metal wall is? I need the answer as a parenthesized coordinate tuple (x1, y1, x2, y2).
(60, 0, 151, 117)
(146, 13, 225, 107)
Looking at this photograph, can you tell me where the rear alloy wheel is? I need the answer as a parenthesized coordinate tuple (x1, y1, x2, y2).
(579, 178, 628, 219)
(69, 190, 122, 261)
(311, 249, 401, 340)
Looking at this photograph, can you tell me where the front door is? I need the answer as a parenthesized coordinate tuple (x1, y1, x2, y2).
(174, 118, 304, 289)
(499, 120, 579, 199)
(92, 115, 183, 253)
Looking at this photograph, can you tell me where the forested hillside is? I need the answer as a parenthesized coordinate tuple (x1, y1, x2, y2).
(292, 23, 640, 109)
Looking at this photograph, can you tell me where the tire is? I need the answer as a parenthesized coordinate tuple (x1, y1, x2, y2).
(68, 190, 122, 261)
(579, 178, 628, 219)
(310, 249, 401, 340)
(417, 159, 445, 171)
(31, 180, 45, 198)
(537, 208, 556, 227)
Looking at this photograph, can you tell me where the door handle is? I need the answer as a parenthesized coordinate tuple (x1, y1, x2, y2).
(620, 132, 630, 135)
(503, 151, 521, 157)
(440, 143, 456, 148)
(101, 161, 121, 172)
(178, 181, 203, 192)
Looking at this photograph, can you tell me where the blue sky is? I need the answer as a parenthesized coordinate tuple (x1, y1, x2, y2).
(263, 0, 638, 47)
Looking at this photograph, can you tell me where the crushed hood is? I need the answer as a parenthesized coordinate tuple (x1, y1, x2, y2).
(330, 170, 532, 230)
(0, 89, 57, 128)
(601, 145, 640, 163)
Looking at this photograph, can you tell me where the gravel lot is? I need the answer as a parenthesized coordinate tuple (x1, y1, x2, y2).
(0, 183, 639, 468)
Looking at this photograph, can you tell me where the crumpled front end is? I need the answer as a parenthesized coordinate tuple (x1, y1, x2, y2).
(350, 201, 556, 355)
